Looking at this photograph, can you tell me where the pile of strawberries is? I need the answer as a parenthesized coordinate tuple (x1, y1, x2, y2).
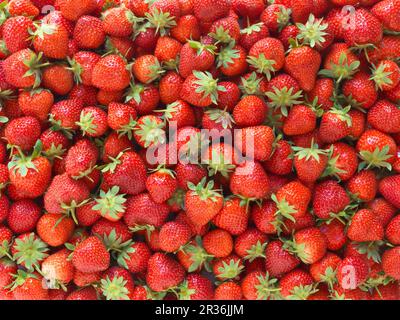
(0, 0, 399, 301)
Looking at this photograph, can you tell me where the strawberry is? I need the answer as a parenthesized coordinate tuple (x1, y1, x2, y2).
(241, 271, 281, 300)
(214, 281, 242, 300)
(37, 213, 75, 247)
(50, 98, 84, 131)
(124, 193, 170, 227)
(382, 246, 400, 280)
(159, 221, 191, 252)
(179, 273, 214, 300)
(232, 95, 267, 127)
(319, 106, 352, 144)
(117, 241, 152, 274)
(371, 0, 400, 32)
(11, 232, 48, 271)
(284, 46, 321, 92)
(68, 51, 101, 86)
(279, 269, 315, 300)
(310, 253, 341, 286)
(213, 197, 248, 236)
(159, 71, 184, 104)
(158, 100, 196, 129)
(7, 199, 41, 234)
(203, 229, 233, 258)
(2, 16, 33, 53)
(343, 8, 383, 46)
(263, 140, 293, 176)
(44, 173, 90, 220)
(77, 106, 108, 137)
(18, 88, 54, 122)
(247, 37, 285, 80)
(342, 71, 378, 110)
(65, 139, 98, 179)
(324, 142, 358, 181)
(366, 197, 396, 227)
(42, 64, 74, 95)
(8, 0, 39, 16)
(180, 71, 225, 107)
(8, 141, 52, 198)
(193, 0, 230, 23)
(336, 256, 369, 290)
(5, 116, 41, 151)
(312, 180, 350, 220)
(170, 15, 201, 43)
(179, 40, 216, 78)
(292, 142, 328, 184)
(102, 6, 135, 37)
(55, 0, 96, 21)
(319, 220, 346, 251)
(234, 228, 267, 261)
(368, 99, 400, 134)
(209, 16, 240, 44)
(132, 55, 165, 84)
(185, 177, 223, 226)
(66, 287, 98, 300)
(134, 115, 166, 148)
(283, 227, 327, 264)
(42, 249, 74, 287)
(102, 150, 147, 196)
(71, 235, 110, 273)
(232, 0, 264, 19)
(10, 271, 49, 300)
(146, 167, 177, 204)
(283, 105, 316, 136)
(356, 129, 397, 171)
(348, 208, 384, 243)
(370, 60, 400, 92)
(218, 43, 248, 77)
(386, 215, 400, 245)
(146, 252, 185, 292)
(100, 266, 135, 300)
(230, 161, 270, 200)
(91, 54, 131, 91)
(347, 170, 377, 202)
(379, 175, 400, 208)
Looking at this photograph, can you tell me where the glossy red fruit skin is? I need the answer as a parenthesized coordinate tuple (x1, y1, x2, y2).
(265, 240, 300, 278)
(72, 236, 110, 273)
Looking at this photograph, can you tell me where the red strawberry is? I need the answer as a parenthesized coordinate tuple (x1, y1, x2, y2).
(348, 209, 384, 242)
(371, 0, 400, 32)
(347, 170, 377, 202)
(117, 241, 152, 274)
(336, 256, 369, 290)
(42, 249, 74, 287)
(179, 40, 215, 78)
(203, 229, 233, 258)
(214, 281, 242, 300)
(319, 106, 352, 144)
(72, 236, 110, 273)
(65, 139, 98, 179)
(379, 175, 400, 208)
(279, 269, 315, 299)
(382, 246, 400, 280)
(146, 252, 185, 292)
(55, 0, 96, 21)
(213, 197, 248, 236)
(193, 0, 230, 23)
(179, 273, 214, 300)
(7, 199, 41, 234)
(10, 271, 49, 300)
(37, 213, 75, 247)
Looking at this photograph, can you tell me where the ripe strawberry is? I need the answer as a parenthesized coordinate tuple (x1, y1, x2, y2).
(42, 64, 74, 95)
(310, 252, 341, 285)
(178, 273, 214, 300)
(10, 271, 49, 300)
(91, 54, 131, 91)
(279, 269, 315, 299)
(230, 161, 270, 200)
(284, 227, 327, 265)
(134, 115, 166, 148)
(347, 170, 377, 202)
(50, 98, 84, 131)
(232, 95, 267, 127)
(124, 193, 170, 227)
(366, 197, 396, 227)
(65, 139, 98, 179)
(203, 229, 233, 258)
(263, 140, 293, 176)
(7, 199, 41, 234)
(146, 252, 185, 292)
(234, 228, 267, 260)
(18, 89, 54, 122)
(214, 281, 242, 300)
(100, 266, 135, 300)
(312, 180, 350, 220)
(132, 55, 165, 84)
(8, 141, 52, 198)
(371, 0, 400, 32)
(379, 175, 400, 208)
(386, 215, 400, 245)
(247, 37, 285, 80)
(2, 16, 33, 54)
(102, 151, 147, 196)
(213, 197, 248, 236)
(117, 241, 152, 274)
(292, 143, 328, 184)
(382, 246, 400, 280)
(55, 0, 96, 21)
(66, 286, 98, 300)
(158, 100, 196, 129)
(319, 220, 346, 251)
(72, 236, 110, 273)
(37, 213, 75, 247)
(371, 60, 400, 92)
(348, 209, 384, 242)
(336, 256, 369, 290)
(159, 221, 191, 253)
(232, 0, 264, 19)
(179, 40, 215, 78)
(5, 116, 41, 151)
(284, 46, 321, 92)
(241, 271, 281, 300)
(77, 106, 108, 137)
(159, 71, 184, 104)
(356, 129, 397, 170)
(44, 173, 90, 218)
(319, 106, 352, 143)
(146, 167, 177, 204)
(185, 178, 223, 226)
(193, 0, 230, 23)
(42, 249, 74, 286)
(102, 6, 134, 37)
(68, 51, 101, 86)
(170, 15, 201, 43)
(368, 99, 400, 134)
(283, 105, 316, 136)
(343, 8, 383, 46)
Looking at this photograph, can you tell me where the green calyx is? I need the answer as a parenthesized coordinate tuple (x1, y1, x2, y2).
(271, 193, 297, 233)
(187, 177, 222, 202)
(48, 114, 74, 139)
(266, 86, 303, 117)
(329, 105, 352, 127)
(205, 148, 236, 178)
(29, 22, 56, 40)
(100, 276, 130, 300)
(292, 142, 328, 163)
(216, 41, 240, 68)
(125, 82, 145, 104)
(354, 240, 385, 264)
(370, 63, 394, 90)
(240, 22, 264, 35)
(100, 228, 132, 255)
(296, 14, 328, 48)
(319, 53, 360, 83)
(92, 186, 127, 220)
(176, 280, 196, 300)
(23, 51, 50, 88)
(188, 40, 216, 56)
(129, 224, 155, 239)
(318, 266, 338, 291)
(239, 72, 263, 96)
(8, 140, 43, 177)
(60, 199, 90, 225)
(358, 145, 393, 171)
(217, 259, 244, 280)
(117, 115, 137, 140)
(255, 272, 281, 300)
(246, 53, 276, 81)
(0, 89, 13, 108)
(282, 237, 311, 264)
(244, 240, 267, 262)
(101, 150, 126, 174)
(76, 110, 97, 136)
(0, 240, 12, 260)
(12, 233, 49, 272)
(66, 57, 83, 84)
(193, 70, 226, 105)
(7, 270, 38, 291)
(287, 284, 318, 300)
(134, 116, 166, 148)
(275, 5, 291, 31)
(42, 142, 66, 161)
(209, 26, 233, 44)
(145, 7, 177, 36)
(183, 236, 214, 273)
